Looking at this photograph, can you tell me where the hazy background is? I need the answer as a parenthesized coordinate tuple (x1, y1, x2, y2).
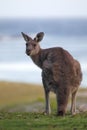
(0, 0, 87, 87)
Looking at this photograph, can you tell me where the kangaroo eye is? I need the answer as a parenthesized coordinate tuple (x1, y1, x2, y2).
(26, 43, 28, 46)
(33, 44, 36, 47)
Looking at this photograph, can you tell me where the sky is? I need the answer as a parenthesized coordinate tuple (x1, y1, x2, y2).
(0, 0, 87, 18)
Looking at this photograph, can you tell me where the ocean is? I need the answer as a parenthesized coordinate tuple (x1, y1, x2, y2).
(0, 19, 87, 86)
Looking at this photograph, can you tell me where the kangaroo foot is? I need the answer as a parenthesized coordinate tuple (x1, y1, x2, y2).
(57, 111, 65, 116)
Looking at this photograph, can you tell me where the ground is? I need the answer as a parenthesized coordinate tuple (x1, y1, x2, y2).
(0, 81, 87, 130)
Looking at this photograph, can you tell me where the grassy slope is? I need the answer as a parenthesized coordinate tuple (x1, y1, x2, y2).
(0, 81, 87, 110)
(0, 81, 87, 130)
(0, 81, 44, 108)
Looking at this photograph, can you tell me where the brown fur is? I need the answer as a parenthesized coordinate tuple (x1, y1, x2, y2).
(21, 32, 82, 116)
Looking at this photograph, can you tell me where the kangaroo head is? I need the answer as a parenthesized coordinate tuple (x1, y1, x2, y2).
(21, 32, 44, 56)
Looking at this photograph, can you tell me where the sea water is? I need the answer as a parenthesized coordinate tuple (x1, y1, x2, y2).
(0, 19, 87, 86)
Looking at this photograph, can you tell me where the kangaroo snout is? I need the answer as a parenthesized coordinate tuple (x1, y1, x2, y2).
(26, 49, 31, 55)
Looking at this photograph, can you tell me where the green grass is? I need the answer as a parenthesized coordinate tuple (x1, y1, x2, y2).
(0, 112, 87, 130)
(0, 81, 87, 130)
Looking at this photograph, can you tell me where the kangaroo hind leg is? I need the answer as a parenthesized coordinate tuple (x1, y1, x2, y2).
(71, 88, 78, 115)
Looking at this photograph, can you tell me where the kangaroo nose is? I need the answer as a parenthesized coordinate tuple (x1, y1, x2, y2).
(26, 48, 31, 52)
(26, 49, 31, 55)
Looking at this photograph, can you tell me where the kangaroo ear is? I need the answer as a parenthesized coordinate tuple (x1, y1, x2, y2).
(21, 32, 31, 42)
(34, 32, 44, 42)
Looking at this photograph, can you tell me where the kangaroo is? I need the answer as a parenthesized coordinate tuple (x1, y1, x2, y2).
(21, 32, 82, 116)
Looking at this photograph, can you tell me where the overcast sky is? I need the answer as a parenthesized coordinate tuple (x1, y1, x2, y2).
(0, 0, 87, 18)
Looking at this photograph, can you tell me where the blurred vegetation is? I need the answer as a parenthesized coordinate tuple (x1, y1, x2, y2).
(0, 81, 43, 110)
(0, 81, 87, 112)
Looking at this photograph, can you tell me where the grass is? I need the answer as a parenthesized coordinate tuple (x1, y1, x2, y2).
(0, 112, 87, 130)
(0, 81, 87, 130)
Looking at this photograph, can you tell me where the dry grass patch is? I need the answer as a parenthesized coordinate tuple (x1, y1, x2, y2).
(0, 81, 44, 108)
(0, 81, 86, 112)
